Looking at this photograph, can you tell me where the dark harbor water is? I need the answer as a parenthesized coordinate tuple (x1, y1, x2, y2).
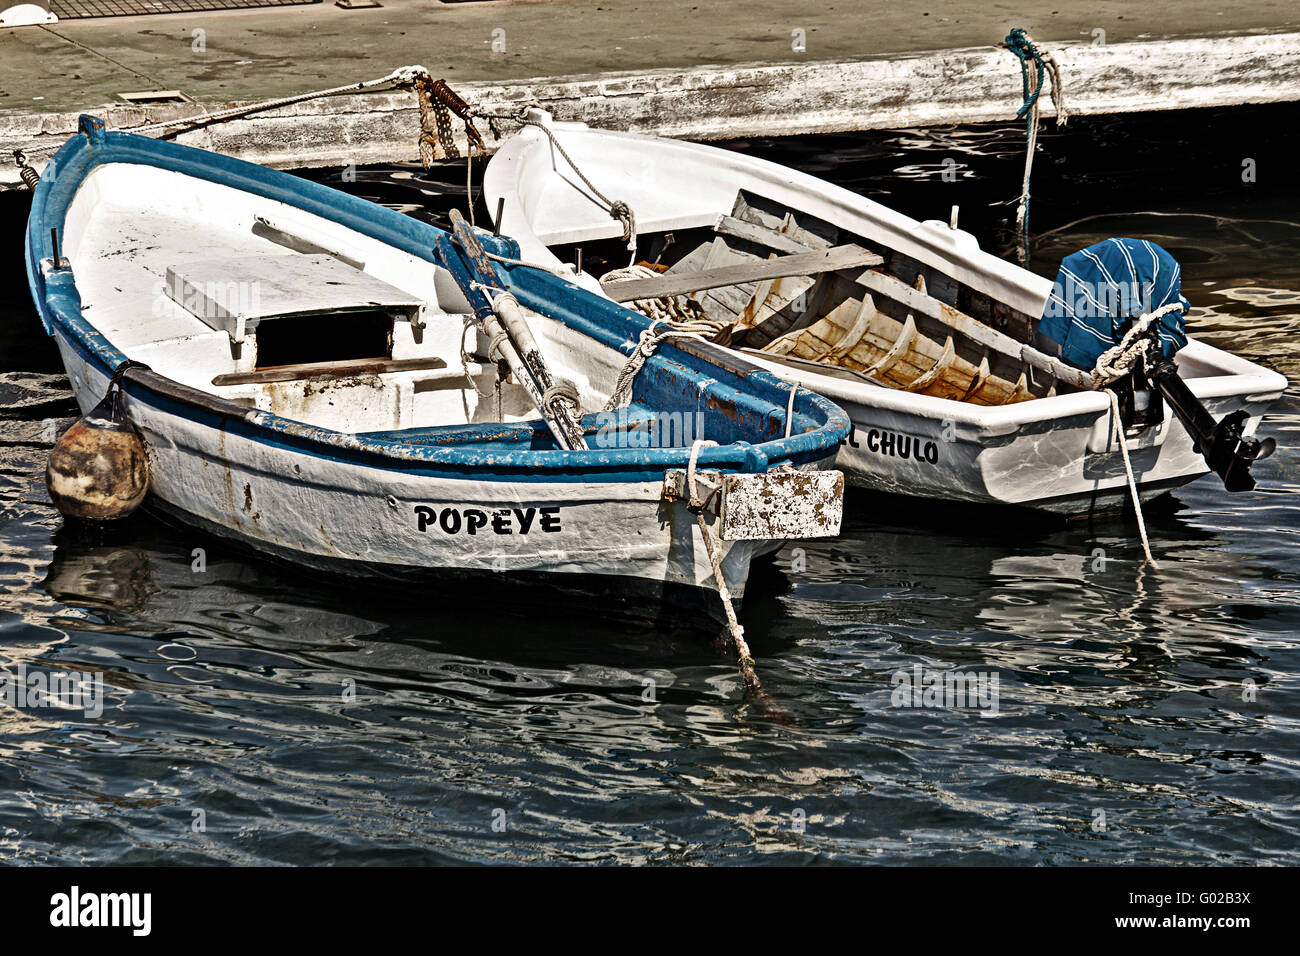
(0, 104, 1296, 865)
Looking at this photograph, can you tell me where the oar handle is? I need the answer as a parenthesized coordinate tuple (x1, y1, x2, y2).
(434, 226, 588, 451)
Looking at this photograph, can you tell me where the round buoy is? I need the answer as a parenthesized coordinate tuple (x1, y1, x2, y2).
(46, 367, 150, 521)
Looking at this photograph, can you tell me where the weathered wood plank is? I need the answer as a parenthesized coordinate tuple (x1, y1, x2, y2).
(602, 245, 883, 302)
(852, 267, 1092, 390)
(714, 215, 814, 256)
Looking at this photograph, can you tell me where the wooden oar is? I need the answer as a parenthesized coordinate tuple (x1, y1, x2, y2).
(437, 211, 588, 450)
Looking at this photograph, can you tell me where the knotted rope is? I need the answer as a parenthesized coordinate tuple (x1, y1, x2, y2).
(541, 378, 582, 419)
(1089, 302, 1184, 390)
(516, 112, 639, 267)
(685, 439, 763, 696)
(1002, 28, 1068, 264)
(1087, 303, 1184, 570)
(603, 317, 716, 411)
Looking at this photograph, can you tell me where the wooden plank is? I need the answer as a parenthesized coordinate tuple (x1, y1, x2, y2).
(714, 215, 812, 256)
(212, 355, 447, 386)
(602, 244, 883, 302)
(738, 347, 888, 388)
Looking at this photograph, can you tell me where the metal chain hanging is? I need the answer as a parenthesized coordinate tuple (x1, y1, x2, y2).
(400, 73, 485, 164)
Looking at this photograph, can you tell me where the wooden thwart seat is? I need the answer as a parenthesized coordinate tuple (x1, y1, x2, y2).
(600, 244, 883, 302)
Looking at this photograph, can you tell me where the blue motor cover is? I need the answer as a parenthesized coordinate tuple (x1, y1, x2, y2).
(1038, 237, 1189, 370)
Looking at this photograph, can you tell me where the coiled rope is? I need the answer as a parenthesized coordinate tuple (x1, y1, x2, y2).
(599, 264, 712, 325)
(1001, 28, 1068, 264)
(1089, 302, 1183, 391)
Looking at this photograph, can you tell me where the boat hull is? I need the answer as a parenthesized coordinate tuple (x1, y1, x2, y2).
(52, 332, 783, 611)
(26, 121, 851, 622)
(739, 351, 1278, 514)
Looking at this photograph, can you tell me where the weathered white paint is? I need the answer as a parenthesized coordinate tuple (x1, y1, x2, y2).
(50, 160, 830, 605)
(5, 30, 1300, 185)
(483, 114, 1289, 513)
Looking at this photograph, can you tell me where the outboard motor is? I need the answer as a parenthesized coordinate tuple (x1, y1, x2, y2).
(1038, 237, 1275, 491)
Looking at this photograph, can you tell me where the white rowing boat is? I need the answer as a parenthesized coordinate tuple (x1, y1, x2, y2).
(484, 110, 1287, 514)
(25, 117, 850, 625)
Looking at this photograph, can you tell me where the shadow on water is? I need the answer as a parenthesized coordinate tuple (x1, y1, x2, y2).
(0, 103, 1298, 864)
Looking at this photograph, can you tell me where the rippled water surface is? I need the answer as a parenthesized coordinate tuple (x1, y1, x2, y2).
(1, 105, 1297, 864)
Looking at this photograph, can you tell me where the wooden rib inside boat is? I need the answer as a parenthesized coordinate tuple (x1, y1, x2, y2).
(596, 190, 1089, 406)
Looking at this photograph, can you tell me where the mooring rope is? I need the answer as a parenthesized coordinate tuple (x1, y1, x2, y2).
(1087, 304, 1183, 570)
(1105, 389, 1158, 568)
(11, 65, 455, 189)
(684, 439, 766, 696)
(515, 112, 639, 267)
(603, 317, 716, 411)
(1089, 302, 1184, 391)
(1001, 28, 1068, 264)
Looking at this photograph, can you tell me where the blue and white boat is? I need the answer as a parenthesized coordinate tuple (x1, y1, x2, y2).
(25, 116, 849, 620)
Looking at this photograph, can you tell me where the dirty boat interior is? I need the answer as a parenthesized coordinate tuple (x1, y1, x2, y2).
(57, 160, 817, 454)
(557, 189, 1220, 407)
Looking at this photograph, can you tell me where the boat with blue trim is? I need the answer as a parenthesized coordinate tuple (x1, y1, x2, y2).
(24, 116, 849, 623)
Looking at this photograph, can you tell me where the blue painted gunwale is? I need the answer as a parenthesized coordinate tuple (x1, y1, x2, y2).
(26, 117, 850, 483)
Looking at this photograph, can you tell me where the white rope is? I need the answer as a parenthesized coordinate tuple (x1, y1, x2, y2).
(459, 318, 497, 398)
(685, 439, 762, 693)
(597, 267, 727, 413)
(518, 114, 638, 266)
(1088, 304, 1181, 571)
(133, 66, 430, 136)
(15, 66, 431, 160)
(603, 318, 712, 411)
(1090, 302, 1184, 389)
(483, 250, 574, 278)
(600, 264, 719, 327)
(1107, 389, 1158, 569)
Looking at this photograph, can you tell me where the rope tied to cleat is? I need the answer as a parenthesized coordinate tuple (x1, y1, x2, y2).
(10, 66, 477, 189)
(1001, 27, 1068, 264)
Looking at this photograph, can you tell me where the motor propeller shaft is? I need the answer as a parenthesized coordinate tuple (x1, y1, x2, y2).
(1144, 351, 1276, 492)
